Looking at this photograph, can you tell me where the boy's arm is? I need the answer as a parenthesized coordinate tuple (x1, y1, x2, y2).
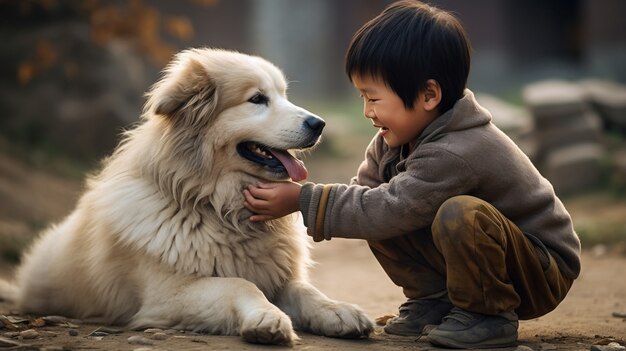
(300, 147, 477, 242)
(243, 147, 476, 242)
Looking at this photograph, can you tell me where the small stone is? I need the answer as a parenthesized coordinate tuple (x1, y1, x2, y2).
(42, 316, 68, 324)
(591, 342, 626, 351)
(0, 321, 18, 331)
(164, 329, 178, 335)
(133, 348, 154, 351)
(90, 331, 109, 337)
(68, 329, 79, 336)
(89, 336, 104, 341)
(515, 346, 534, 351)
(143, 328, 163, 334)
(172, 335, 187, 339)
(19, 329, 39, 339)
(150, 332, 168, 340)
(128, 335, 154, 345)
(94, 326, 124, 334)
(0, 336, 23, 347)
(42, 347, 64, 351)
(1, 316, 29, 324)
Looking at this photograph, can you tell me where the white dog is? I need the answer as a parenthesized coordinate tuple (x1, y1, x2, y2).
(0, 48, 373, 345)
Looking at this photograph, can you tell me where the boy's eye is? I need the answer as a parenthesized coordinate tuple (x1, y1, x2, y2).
(359, 94, 378, 103)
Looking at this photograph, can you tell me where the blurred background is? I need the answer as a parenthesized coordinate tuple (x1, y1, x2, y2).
(1, 0, 625, 264)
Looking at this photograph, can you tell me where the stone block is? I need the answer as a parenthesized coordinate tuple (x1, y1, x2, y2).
(544, 143, 605, 195)
(580, 79, 626, 130)
(533, 113, 603, 160)
(522, 80, 590, 125)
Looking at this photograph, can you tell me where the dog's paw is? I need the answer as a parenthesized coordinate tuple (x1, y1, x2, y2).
(241, 308, 298, 346)
(308, 301, 374, 339)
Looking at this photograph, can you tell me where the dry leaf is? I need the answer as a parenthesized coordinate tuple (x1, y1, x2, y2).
(375, 314, 396, 326)
(165, 16, 194, 41)
(17, 62, 35, 85)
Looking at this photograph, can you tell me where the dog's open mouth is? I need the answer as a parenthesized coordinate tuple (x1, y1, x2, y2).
(237, 142, 308, 181)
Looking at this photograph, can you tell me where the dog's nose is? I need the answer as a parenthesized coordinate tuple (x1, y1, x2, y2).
(304, 116, 326, 133)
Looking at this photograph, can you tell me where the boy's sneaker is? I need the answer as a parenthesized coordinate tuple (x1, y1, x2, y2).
(383, 298, 454, 336)
(427, 307, 518, 349)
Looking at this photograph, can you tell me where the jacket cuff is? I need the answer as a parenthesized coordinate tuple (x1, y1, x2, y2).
(299, 183, 316, 227)
(299, 182, 332, 242)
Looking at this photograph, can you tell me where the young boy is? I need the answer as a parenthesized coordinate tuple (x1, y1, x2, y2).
(243, 1, 580, 349)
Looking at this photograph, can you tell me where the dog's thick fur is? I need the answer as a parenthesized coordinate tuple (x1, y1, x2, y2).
(0, 48, 373, 345)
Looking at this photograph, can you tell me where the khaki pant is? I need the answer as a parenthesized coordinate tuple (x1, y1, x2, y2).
(368, 195, 573, 320)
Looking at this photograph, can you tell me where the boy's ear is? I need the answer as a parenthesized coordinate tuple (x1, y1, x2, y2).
(422, 79, 442, 112)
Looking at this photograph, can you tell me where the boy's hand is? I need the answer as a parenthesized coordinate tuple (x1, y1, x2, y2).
(243, 182, 302, 221)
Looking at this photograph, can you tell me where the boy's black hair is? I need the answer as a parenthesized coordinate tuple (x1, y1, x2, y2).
(346, 0, 471, 113)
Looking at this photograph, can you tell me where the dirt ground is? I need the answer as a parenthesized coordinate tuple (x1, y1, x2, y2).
(0, 241, 624, 351)
(1, 139, 625, 350)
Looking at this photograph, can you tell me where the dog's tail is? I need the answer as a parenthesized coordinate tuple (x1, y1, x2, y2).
(0, 278, 18, 303)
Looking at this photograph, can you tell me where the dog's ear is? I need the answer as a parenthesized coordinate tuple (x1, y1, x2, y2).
(146, 53, 218, 126)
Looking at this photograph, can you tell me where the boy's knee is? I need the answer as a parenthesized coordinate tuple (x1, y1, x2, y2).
(432, 195, 489, 243)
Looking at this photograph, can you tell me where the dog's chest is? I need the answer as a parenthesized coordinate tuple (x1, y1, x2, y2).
(144, 222, 298, 297)
(109, 188, 303, 298)
(206, 237, 296, 295)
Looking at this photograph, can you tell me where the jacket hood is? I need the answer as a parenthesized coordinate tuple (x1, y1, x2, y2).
(412, 89, 492, 148)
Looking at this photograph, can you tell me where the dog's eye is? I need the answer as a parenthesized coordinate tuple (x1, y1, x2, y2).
(248, 93, 269, 105)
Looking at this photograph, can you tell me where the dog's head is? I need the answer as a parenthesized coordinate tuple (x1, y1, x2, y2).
(144, 48, 324, 182)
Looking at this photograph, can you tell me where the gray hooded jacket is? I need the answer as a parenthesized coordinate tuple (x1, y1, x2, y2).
(300, 89, 581, 279)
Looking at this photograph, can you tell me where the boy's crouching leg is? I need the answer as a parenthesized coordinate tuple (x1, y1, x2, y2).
(428, 195, 573, 348)
(275, 280, 374, 339)
(429, 195, 521, 348)
(431, 195, 572, 319)
(431, 195, 522, 315)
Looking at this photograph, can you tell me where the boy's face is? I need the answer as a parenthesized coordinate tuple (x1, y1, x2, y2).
(352, 75, 438, 148)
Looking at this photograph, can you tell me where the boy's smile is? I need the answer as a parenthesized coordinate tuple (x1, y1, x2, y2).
(352, 74, 439, 148)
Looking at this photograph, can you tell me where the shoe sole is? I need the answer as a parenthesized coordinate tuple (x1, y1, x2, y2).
(383, 325, 425, 337)
(428, 333, 517, 349)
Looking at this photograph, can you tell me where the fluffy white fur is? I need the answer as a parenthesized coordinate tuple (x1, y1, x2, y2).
(0, 48, 373, 345)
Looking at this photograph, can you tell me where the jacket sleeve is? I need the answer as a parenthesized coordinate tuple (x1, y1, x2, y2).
(350, 134, 384, 187)
(300, 146, 478, 241)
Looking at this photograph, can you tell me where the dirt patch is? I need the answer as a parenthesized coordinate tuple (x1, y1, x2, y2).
(1, 244, 624, 350)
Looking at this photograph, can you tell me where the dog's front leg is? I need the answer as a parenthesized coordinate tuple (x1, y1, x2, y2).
(276, 280, 373, 338)
(130, 277, 298, 346)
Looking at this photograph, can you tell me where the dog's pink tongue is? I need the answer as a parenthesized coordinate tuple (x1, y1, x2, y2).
(268, 149, 308, 182)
